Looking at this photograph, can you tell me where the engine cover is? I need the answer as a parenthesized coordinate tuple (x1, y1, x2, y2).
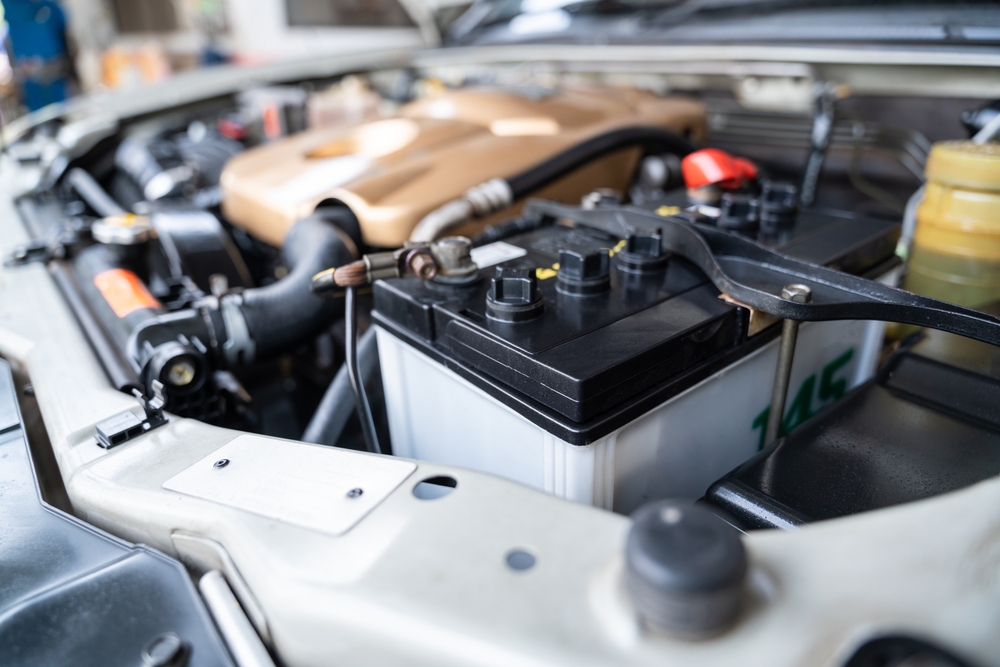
(219, 86, 705, 247)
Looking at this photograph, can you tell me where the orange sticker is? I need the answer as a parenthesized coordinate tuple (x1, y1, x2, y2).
(93, 269, 161, 318)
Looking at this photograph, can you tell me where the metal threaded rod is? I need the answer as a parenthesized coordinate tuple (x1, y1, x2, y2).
(765, 284, 812, 445)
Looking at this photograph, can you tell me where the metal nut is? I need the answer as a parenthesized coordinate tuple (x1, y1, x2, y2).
(780, 284, 812, 303)
(406, 249, 438, 281)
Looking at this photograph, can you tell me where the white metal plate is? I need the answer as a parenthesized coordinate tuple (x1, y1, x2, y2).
(163, 435, 416, 536)
(470, 241, 527, 268)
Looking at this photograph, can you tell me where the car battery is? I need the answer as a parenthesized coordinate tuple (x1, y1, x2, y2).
(372, 202, 900, 512)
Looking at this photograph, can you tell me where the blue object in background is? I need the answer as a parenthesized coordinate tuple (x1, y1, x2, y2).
(4, 0, 70, 110)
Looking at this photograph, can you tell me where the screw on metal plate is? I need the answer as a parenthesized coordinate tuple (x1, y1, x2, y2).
(141, 632, 187, 667)
(346, 488, 363, 498)
(214, 459, 230, 469)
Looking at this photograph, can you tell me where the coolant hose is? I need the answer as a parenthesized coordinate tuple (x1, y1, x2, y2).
(127, 208, 358, 403)
(302, 327, 379, 447)
(239, 209, 357, 359)
(66, 168, 128, 217)
(409, 126, 695, 242)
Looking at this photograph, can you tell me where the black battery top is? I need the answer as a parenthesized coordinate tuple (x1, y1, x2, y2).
(373, 203, 898, 444)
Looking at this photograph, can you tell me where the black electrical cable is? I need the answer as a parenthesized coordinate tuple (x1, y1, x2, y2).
(505, 125, 695, 200)
(471, 215, 551, 247)
(345, 286, 381, 455)
(301, 327, 379, 446)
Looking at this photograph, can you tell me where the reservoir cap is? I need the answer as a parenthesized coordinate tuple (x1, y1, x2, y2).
(925, 141, 1000, 191)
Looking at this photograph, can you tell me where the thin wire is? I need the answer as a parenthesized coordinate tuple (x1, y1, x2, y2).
(345, 286, 381, 455)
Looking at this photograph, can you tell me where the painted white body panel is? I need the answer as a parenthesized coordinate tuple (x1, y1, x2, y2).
(1, 159, 998, 666)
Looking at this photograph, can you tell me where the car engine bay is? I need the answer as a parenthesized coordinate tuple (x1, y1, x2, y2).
(2, 49, 1000, 667)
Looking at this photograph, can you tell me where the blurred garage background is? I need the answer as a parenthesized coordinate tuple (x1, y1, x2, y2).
(0, 0, 458, 118)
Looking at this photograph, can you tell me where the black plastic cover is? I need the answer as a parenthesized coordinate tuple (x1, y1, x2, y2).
(706, 349, 1000, 530)
(376, 222, 743, 425)
(0, 359, 234, 667)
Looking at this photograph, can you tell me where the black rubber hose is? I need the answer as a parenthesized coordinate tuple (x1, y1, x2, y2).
(471, 215, 551, 247)
(66, 168, 128, 217)
(345, 287, 381, 454)
(505, 126, 695, 199)
(239, 209, 357, 359)
(301, 325, 379, 447)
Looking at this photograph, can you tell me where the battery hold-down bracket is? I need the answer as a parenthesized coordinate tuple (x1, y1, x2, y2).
(95, 380, 168, 449)
(524, 200, 1000, 348)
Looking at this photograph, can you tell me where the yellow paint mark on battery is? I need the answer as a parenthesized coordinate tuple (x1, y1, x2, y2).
(656, 205, 681, 217)
(608, 239, 627, 257)
(536, 262, 560, 280)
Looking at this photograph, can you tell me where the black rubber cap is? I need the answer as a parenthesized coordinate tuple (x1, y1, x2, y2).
(486, 267, 545, 322)
(760, 181, 799, 230)
(625, 500, 747, 638)
(557, 248, 610, 295)
(618, 232, 670, 273)
(718, 193, 760, 232)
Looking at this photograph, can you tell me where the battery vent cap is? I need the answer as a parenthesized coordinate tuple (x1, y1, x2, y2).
(487, 267, 545, 322)
(557, 249, 611, 295)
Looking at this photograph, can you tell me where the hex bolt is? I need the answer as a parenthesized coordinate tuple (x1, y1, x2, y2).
(764, 284, 812, 445)
(213, 459, 230, 469)
(346, 487, 363, 498)
(406, 249, 438, 281)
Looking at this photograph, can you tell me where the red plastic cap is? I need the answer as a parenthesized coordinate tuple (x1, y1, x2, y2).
(681, 149, 757, 190)
(217, 117, 247, 141)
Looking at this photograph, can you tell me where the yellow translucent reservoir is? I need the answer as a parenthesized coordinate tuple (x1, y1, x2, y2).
(905, 141, 1000, 309)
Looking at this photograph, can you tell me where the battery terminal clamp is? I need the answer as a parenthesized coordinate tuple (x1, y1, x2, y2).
(311, 237, 480, 293)
(95, 380, 168, 449)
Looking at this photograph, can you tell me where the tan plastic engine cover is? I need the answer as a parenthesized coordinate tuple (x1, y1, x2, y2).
(220, 86, 705, 247)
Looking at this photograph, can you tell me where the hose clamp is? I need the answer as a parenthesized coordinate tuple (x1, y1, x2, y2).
(220, 294, 256, 367)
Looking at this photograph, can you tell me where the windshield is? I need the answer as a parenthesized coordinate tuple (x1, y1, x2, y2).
(446, 0, 1000, 48)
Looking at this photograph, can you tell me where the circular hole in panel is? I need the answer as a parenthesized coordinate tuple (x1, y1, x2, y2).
(412, 475, 458, 500)
(505, 550, 536, 571)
